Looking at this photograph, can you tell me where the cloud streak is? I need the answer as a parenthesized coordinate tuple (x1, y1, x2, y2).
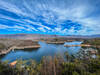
(0, 0, 100, 35)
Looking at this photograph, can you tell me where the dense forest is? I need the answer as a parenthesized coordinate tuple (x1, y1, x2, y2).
(0, 52, 100, 75)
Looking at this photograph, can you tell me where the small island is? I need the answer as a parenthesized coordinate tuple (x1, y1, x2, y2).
(64, 44, 91, 47)
(46, 41, 65, 44)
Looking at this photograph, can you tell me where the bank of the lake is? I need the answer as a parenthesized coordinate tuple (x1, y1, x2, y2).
(0, 41, 93, 62)
(0, 39, 40, 55)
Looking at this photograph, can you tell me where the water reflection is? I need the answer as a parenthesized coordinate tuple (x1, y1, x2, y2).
(1, 41, 84, 62)
(64, 41, 82, 45)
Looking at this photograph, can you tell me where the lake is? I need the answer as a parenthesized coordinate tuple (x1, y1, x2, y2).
(1, 41, 88, 62)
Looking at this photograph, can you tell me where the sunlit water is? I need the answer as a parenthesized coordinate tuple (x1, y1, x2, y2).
(1, 41, 83, 62)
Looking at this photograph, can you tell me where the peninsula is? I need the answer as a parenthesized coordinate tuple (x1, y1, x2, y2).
(0, 39, 40, 55)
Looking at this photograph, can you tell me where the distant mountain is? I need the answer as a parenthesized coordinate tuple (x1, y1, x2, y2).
(0, 34, 58, 40)
(89, 34, 100, 38)
(64, 34, 100, 38)
(0, 34, 100, 40)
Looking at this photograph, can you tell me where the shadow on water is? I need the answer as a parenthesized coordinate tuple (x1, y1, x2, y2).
(14, 48, 40, 52)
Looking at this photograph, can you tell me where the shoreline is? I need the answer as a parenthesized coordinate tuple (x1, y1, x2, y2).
(0, 45, 40, 55)
(64, 44, 91, 47)
(46, 41, 65, 44)
(64, 44, 100, 48)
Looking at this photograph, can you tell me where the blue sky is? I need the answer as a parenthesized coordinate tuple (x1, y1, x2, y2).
(0, 0, 100, 35)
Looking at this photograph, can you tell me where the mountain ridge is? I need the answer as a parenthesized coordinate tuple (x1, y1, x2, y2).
(0, 34, 100, 39)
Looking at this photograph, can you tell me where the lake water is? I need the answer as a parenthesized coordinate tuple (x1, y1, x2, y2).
(1, 41, 83, 62)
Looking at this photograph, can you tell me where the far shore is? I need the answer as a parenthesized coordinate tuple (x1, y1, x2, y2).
(64, 44, 100, 48)
(46, 41, 65, 44)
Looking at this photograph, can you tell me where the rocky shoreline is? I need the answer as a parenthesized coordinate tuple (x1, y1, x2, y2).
(64, 44, 90, 47)
(64, 44, 100, 48)
(46, 41, 65, 44)
(0, 39, 40, 55)
(0, 45, 40, 55)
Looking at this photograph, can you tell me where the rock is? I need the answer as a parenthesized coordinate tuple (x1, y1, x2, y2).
(10, 61, 17, 66)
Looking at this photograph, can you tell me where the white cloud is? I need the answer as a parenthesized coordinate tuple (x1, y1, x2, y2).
(0, 0, 100, 35)
(38, 27, 46, 32)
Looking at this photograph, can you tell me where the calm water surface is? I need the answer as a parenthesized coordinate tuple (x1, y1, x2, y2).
(1, 41, 82, 62)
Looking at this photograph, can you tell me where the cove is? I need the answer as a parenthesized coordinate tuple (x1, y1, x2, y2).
(1, 41, 82, 62)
